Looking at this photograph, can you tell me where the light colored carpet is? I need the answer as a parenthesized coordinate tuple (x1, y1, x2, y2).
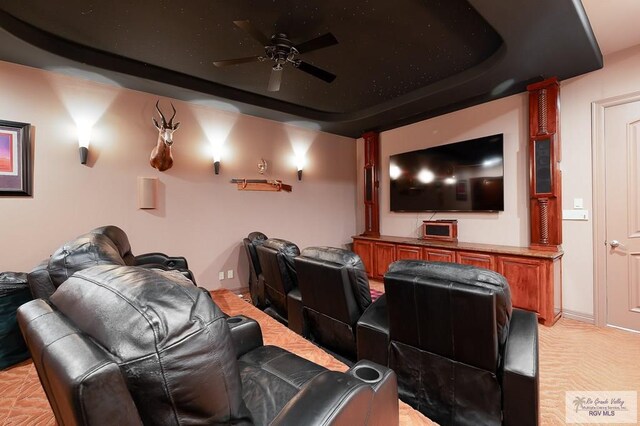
(537, 317, 640, 425)
(1, 287, 639, 425)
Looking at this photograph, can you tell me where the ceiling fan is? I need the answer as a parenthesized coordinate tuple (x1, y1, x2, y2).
(214, 20, 338, 92)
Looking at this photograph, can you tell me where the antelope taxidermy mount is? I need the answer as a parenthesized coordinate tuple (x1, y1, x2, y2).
(150, 100, 180, 171)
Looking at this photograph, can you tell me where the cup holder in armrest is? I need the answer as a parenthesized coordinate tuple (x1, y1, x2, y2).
(352, 365, 382, 383)
(226, 315, 264, 358)
(348, 360, 399, 425)
(348, 360, 396, 391)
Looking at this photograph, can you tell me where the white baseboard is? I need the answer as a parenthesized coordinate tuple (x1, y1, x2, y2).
(562, 309, 595, 324)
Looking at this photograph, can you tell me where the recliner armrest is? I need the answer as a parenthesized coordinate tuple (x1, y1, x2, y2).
(287, 288, 307, 336)
(347, 360, 399, 426)
(135, 253, 196, 284)
(135, 252, 189, 269)
(136, 262, 197, 285)
(356, 294, 390, 366)
(271, 371, 375, 425)
(502, 308, 539, 426)
(137, 263, 172, 271)
(226, 315, 264, 358)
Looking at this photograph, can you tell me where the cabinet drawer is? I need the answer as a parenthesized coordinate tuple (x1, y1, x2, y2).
(423, 248, 456, 263)
(456, 251, 496, 271)
(397, 244, 421, 260)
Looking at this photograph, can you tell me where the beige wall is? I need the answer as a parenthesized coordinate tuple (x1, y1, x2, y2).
(357, 44, 640, 320)
(558, 44, 640, 319)
(378, 93, 530, 246)
(0, 61, 357, 290)
(5, 42, 640, 313)
(356, 93, 530, 247)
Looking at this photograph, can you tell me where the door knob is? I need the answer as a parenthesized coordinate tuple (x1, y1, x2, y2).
(610, 240, 621, 248)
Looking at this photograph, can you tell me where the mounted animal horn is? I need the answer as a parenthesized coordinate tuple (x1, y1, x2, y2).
(150, 100, 180, 172)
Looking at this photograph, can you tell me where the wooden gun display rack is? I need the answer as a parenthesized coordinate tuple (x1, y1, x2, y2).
(230, 179, 292, 192)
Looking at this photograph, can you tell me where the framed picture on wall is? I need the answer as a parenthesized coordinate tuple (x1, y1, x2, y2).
(0, 120, 32, 196)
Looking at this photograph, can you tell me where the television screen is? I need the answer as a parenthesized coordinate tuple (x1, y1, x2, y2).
(389, 134, 504, 212)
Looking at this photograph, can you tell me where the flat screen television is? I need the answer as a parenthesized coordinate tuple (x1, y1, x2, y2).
(389, 134, 504, 212)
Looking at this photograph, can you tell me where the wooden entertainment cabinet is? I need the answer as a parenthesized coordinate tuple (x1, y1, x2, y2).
(352, 235, 563, 326)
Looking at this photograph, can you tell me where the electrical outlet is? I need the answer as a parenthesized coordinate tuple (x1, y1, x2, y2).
(227, 270, 234, 279)
(218, 271, 225, 280)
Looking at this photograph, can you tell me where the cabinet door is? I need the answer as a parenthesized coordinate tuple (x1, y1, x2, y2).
(497, 256, 543, 314)
(456, 251, 497, 271)
(397, 244, 421, 260)
(353, 240, 374, 278)
(374, 242, 396, 279)
(423, 248, 456, 263)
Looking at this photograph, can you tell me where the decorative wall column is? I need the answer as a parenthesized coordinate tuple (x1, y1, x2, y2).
(361, 131, 380, 237)
(527, 77, 562, 251)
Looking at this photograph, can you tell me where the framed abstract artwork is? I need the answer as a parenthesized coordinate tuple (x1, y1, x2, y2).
(0, 120, 32, 196)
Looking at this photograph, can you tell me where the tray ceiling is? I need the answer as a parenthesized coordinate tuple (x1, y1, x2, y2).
(0, 0, 602, 137)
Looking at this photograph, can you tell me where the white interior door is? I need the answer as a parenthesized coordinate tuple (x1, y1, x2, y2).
(604, 100, 640, 332)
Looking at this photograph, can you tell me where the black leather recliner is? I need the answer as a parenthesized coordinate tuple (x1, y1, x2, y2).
(357, 260, 539, 426)
(18, 264, 400, 426)
(27, 225, 195, 300)
(295, 247, 373, 362)
(256, 238, 302, 327)
(242, 231, 268, 307)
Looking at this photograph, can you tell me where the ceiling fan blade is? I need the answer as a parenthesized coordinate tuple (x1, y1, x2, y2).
(296, 61, 336, 83)
(233, 20, 270, 46)
(267, 67, 283, 92)
(294, 33, 338, 54)
(213, 56, 262, 67)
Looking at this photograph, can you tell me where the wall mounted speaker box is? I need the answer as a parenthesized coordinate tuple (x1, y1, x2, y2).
(137, 177, 157, 209)
(422, 220, 458, 242)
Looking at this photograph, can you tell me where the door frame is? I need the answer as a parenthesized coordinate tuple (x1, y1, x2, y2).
(592, 90, 640, 327)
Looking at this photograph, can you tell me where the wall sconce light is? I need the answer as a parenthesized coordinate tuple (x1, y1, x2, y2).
(295, 155, 306, 181)
(213, 154, 221, 175)
(77, 124, 92, 165)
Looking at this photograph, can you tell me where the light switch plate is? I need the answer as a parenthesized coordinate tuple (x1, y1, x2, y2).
(227, 270, 234, 279)
(218, 271, 225, 280)
(573, 198, 584, 209)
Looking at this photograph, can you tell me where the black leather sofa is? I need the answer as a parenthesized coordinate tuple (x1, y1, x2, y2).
(242, 231, 268, 307)
(295, 246, 373, 363)
(27, 225, 195, 300)
(18, 265, 400, 425)
(256, 238, 303, 328)
(357, 260, 539, 426)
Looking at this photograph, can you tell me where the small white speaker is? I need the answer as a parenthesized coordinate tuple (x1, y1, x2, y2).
(137, 177, 157, 209)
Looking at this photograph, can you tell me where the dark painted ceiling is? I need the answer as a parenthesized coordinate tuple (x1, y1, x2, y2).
(0, 0, 601, 137)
